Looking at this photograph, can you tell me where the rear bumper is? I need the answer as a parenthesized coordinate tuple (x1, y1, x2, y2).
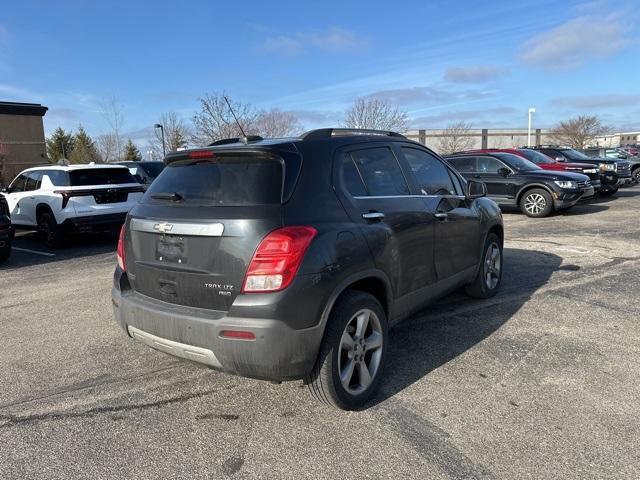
(111, 280, 325, 381)
(61, 212, 127, 233)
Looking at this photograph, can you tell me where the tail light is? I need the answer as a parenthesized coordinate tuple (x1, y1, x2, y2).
(117, 224, 126, 271)
(242, 226, 317, 293)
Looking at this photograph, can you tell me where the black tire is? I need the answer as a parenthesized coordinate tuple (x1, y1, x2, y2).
(306, 291, 388, 410)
(465, 233, 503, 299)
(600, 187, 618, 197)
(0, 239, 10, 261)
(519, 188, 553, 218)
(38, 211, 64, 248)
(632, 167, 640, 185)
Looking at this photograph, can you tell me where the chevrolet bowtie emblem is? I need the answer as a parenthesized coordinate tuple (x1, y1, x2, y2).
(153, 222, 174, 233)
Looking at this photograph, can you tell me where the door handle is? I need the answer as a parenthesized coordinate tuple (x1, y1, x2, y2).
(362, 211, 385, 220)
(434, 212, 448, 220)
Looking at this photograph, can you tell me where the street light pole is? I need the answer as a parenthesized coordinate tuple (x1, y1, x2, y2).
(527, 108, 536, 147)
(154, 124, 166, 158)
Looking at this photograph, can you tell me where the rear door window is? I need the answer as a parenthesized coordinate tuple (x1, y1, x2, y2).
(69, 168, 136, 186)
(145, 156, 283, 206)
(401, 147, 456, 196)
(25, 171, 42, 191)
(349, 147, 409, 196)
(447, 156, 477, 173)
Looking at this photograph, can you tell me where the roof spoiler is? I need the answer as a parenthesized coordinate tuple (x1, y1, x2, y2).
(209, 135, 264, 146)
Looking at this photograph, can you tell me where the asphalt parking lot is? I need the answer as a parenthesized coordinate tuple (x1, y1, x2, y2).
(1, 189, 639, 480)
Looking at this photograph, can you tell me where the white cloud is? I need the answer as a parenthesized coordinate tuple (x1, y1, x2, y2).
(444, 65, 506, 83)
(521, 14, 630, 69)
(261, 27, 368, 56)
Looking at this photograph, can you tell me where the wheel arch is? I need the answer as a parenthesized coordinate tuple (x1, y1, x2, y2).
(516, 183, 554, 206)
(319, 270, 393, 329)
(36, 203, 56, 223)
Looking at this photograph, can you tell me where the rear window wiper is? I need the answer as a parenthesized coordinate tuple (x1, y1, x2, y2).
(150, 192, 184, 201)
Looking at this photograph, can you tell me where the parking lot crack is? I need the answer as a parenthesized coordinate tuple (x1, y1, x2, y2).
(0, 386, 235, 429)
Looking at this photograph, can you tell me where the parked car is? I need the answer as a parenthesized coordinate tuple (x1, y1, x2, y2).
(444, 151, 592, 217)
(1, 165, 145, 247)
(117, 161, 165, 185)
(582, 147, 628, 159)
(530, 146, 632, 195)
(463, 148, 601, 195)
(112, 128, 504, 410)
(0, 194, 12, 261)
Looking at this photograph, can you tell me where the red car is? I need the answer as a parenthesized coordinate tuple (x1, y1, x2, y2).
(462, 148, 601, 193)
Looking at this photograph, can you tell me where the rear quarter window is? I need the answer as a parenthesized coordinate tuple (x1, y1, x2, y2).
(145, 156, 283, 206)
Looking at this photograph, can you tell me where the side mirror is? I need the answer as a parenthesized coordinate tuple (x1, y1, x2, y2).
(497, 167, 511, 176)
(466, 180, 487, 199)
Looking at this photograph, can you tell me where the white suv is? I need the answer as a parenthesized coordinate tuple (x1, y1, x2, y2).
(1, 164, 144, 247)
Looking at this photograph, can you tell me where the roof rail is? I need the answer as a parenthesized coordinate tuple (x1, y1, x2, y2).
(209, 135, 263, 146)
(300, 128, 407, 141)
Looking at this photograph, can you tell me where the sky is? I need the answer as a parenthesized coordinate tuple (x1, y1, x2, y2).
(1, 0, 639, 149)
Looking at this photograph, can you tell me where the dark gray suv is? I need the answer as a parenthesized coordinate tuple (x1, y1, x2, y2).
(112, 128, 504, 409)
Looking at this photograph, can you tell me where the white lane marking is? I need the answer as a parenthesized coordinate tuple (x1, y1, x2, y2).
(12, 247, 56, 257)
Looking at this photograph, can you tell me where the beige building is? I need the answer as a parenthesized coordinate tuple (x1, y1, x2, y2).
(0, 101, 48, 186)
(405, 128, 555, 153)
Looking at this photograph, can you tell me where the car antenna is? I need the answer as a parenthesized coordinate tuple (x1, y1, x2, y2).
(224, 96, 248, 144)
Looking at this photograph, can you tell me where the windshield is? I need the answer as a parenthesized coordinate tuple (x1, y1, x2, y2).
(518, 149, 554, 164)
(493, 153, 541, 171)
(144, 156, 283, 206)
(68, 168, 136, 186)
(562, 149, 591, 160)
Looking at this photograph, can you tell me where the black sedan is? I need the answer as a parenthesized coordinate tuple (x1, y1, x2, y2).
(445, 152, 592, 218)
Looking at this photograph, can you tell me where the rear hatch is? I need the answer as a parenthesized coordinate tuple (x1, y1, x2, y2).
(58, 168, 144, 214)
(125, 147, 300, 311)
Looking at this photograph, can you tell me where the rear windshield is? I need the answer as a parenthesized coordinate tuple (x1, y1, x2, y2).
(518, 149, 554, 164)
(68, 168, 136, 186)
(145, 156, 283, 206)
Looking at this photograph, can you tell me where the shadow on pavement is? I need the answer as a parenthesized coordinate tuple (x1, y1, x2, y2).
(369, 247, 562, 408)
(0, 231, 118, 270)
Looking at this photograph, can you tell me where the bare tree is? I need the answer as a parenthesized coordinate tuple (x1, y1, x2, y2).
(96, 133, 119, 163)
(343, 98, 409, 132)
(150, 112, 191, 157)
(550, 115, 611, 149)
(435, 121, 475, 155)
(99, 96, 125, 161)
(191, 93, 258, 145)
(253, 109, 302, 137)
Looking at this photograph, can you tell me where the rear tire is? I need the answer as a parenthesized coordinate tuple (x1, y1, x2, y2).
(519, 188, 553, 218)
(38, 212, 65, 248)
(306, 291, 388, 410)
(465, 233, 503, 299)
(600, 187, 618, 197)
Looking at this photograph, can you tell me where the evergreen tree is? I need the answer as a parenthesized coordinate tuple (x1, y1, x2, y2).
(69, 126, 102, 164)
(46, 127, 75, 163)
(123, 139, 142, 161)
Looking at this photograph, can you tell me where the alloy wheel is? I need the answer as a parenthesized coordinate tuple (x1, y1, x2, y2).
(484, 242, 501, 289)
(338, 309, 384, 395)
(524, 193, 546, 215)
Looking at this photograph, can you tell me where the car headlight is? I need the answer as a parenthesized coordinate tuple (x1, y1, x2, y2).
(599, 163, 615, 171)
(554, 180, 578, 189)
